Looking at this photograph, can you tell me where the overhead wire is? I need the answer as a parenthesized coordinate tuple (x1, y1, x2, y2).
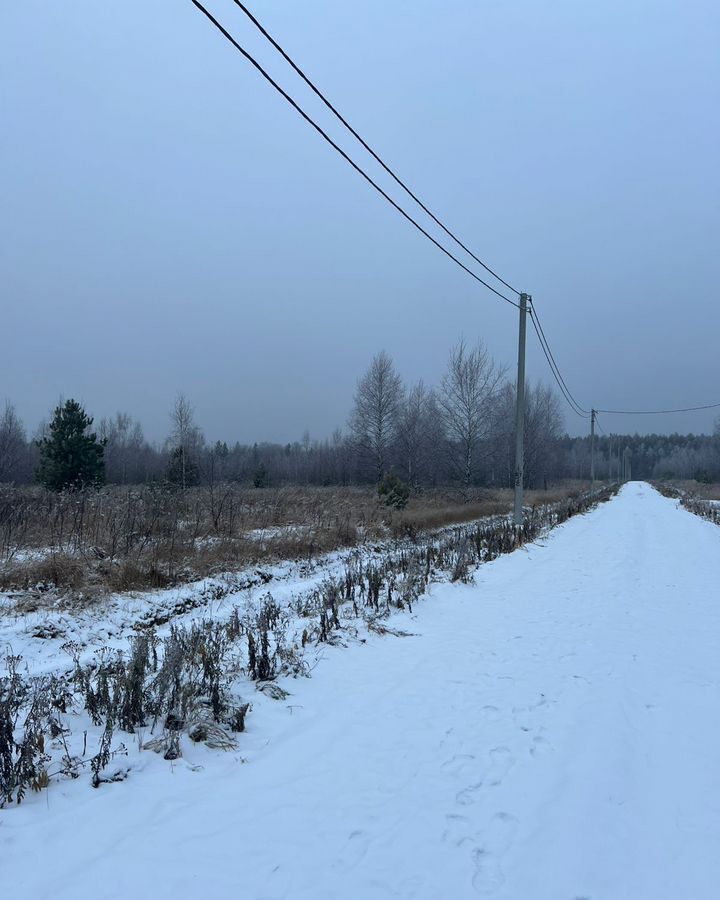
(189, 2, 720, 424)
(529, 303, 720, 421)
(188, 0, 520, 309)
(528, 309, 590, 419)
(529, 301, 591, 416)
(229, 0, 521, 297)
(596, 402, 720, 415)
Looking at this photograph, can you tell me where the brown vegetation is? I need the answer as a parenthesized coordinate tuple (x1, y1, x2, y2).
(659, 479, 720, 501)
(1, 484, 616, 804)
(0, 481, 594, 599)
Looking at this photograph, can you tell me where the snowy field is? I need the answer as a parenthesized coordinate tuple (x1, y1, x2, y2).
(2, 482, 720, 899)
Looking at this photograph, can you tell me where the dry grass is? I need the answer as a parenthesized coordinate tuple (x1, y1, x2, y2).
(0, 480, 593, 599)
(651, 479, 720, 502)
(386, 482, 591, 537)
(662, 480, 720, 501)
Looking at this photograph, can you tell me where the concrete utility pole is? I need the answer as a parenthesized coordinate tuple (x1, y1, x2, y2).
(623, 446, 632, 482)
(590, 409, 596, 486)
(513, 293, 529, 527)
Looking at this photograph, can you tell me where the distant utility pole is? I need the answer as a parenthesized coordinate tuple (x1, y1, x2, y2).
(513, 293, 529, 527)
(623, 446, 632, 482)
(590, 409, 596, 486)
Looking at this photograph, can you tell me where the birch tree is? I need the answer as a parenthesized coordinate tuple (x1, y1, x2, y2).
(0, 402, 28, 483)
(439, 340, 505, 498)
(397, 381, 443, 489)
(349, 351, 404, 480)
(168, 394, 203, 489)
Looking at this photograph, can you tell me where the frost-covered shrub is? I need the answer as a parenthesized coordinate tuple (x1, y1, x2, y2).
(1, 656, 73, 805)
(1, 484, 616, 804)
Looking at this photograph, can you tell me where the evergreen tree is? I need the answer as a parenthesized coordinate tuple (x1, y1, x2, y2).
(252, 462, 268, 488)
(378, 470, 410, 509)
(166, 446, 200, 487)
(36, 399, 105, 490)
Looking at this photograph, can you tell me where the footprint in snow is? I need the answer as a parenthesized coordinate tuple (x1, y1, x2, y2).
(338, 830, 370, 870)
(456, 781, 484, 806)
(455, 747, 515, 806)
(471, 811, 519, 894)
(442, 813, 474, 848)
(442, 753, 477, 776)
(487, 746, 514, 786)
(530, 735, 552, 757)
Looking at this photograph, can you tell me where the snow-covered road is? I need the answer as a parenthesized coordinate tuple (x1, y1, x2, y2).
(4, 482, 720, 899)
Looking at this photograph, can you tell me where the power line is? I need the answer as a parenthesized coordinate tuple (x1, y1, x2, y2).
(528, 309, 590, 419)
(528, 302, 719, 419)
(188, 0, 520, 309)
(230, 0, 521, 297)
(530, 299, 720, 419)
(529, 302, 591, 416)
(530, 308, 720, 418)
(527, 306, 589, 418)
(189, 2, 720, 423)
(527, 310, 578, 415)
(596, 402, 720, 415)
(526, 304, 720, 421)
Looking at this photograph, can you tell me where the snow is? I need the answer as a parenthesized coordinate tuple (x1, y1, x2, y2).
(0, 508, 512, 680)
(1, 546, 56, 564)
(244, 524, 315, 542)
(3, 482, 720, 899)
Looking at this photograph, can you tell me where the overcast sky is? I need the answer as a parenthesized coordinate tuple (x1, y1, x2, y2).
(2, 0, 718, 443)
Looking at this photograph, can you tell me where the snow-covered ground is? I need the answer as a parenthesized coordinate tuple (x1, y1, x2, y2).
(0, 510, 506, 678)
(3, 482, 720, 899)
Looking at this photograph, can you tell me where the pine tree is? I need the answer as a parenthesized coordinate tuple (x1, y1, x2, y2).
(36, 400, 105, 490)
(378, 470, 410, 509)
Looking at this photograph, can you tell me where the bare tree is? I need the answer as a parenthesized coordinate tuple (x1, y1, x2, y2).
(523, 382, 564, 488)
(480, 380, 565, 489)
(0, 401, 28, 483)
(439, 340, 506, 498)
(168, 394, 204, 489)
(397, 381, 443, 490)
(485, 381, 516, 486)
(331, 427, 352, 485)
(99, 412, 149, 483)
(349, 351, 405, 480)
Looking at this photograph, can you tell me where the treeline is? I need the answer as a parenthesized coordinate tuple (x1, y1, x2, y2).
(1, 340, 719, 491)
(560, 432, 720, 483)
(0, 341, 564, 493)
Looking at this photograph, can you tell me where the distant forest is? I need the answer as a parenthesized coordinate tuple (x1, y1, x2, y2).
(2, 343, 719, 491)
